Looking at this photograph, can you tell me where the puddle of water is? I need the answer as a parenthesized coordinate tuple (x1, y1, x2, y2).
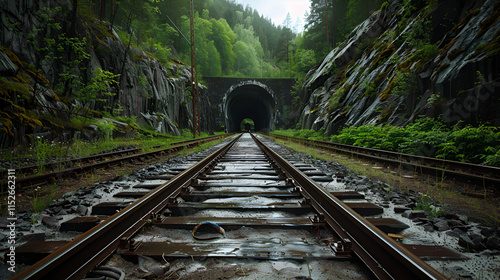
(203, 196, 301, 205)
(272, 261, 301, 271)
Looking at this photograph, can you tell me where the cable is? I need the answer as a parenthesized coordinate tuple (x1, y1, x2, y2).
(192, 221, 226, 240)
(82, 266, 125, 280)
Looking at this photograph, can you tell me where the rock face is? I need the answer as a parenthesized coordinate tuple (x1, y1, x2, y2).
(299, 0, 500, 134)
(0, 0, 199, 147)
(91, 36, 194, 135)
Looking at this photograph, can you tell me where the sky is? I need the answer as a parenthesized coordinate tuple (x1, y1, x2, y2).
(233, 0, 311, 32)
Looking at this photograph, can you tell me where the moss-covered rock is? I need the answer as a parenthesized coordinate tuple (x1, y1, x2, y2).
(299, 0, 500, 135)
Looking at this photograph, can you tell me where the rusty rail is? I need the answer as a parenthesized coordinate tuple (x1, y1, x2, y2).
(11, 134, 241, 279)
(1, 134, 232, 190)
(252, 133, 447, 279)
(14, 133, 447, 279)
(264, 133, 500, 189)
(0, 147, 141, 179)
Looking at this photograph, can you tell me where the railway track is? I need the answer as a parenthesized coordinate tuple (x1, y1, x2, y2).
(12, 133, 453, 279)
(0, 134, 231, 191)
(0, 146, 141, 179)
(264, 133, 500, 191)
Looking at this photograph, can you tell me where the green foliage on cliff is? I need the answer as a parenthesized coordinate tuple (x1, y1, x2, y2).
(328, 88, 348, 111)
(330, 118, 500, 166)
(0, 46, 44, 138)
(271, 128, 328, 141)
(81, 69, 119, 104)
(272, 117, 500, 167)
(302, 0, 385, 60)
(391, 71, 417, 96)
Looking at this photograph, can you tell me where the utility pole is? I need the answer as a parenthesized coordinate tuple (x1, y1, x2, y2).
(325, 0, 329, 51)
(99, 0, 106, 20)
(190, 0, 200, 138)
(289, 41, 292, 77)
(260, 57, 263, 78)
(332, 0, 335, 48)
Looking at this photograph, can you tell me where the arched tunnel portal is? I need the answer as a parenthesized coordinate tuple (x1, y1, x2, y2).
(224, 81, 276, 132)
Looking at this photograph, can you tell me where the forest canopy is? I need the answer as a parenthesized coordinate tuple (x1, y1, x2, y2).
(87, 0, 382, 78)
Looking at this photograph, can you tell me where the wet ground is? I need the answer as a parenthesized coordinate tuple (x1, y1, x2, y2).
(1, 134, 499, 279)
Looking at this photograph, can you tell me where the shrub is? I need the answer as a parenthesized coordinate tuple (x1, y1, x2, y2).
(483, 147, 500, 166)
(272, 117, 500, 166)
(441, 124, 500, 164)
(70, 116, 116, 141)
(392, 71, 418, 96)
(271, 128, 329, 141)
(94, 119, 116, 141)
(327, 117, 500, 166)
(328, 88, 347, 111)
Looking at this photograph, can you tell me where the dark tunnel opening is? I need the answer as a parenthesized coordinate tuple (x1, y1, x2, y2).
(224, 83, 276, 132)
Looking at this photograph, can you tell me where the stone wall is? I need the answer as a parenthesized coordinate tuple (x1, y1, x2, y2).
(202, 77, 296, 131)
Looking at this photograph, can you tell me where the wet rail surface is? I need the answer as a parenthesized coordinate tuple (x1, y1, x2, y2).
(12, 133, 450, 279)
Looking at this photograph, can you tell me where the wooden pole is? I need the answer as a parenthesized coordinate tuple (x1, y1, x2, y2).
(325, 0, 329, 51)
(190, 0, 200, 137)
(332, 0, 335, 47)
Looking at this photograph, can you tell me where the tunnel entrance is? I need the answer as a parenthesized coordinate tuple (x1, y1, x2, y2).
(223, 81, 276, 132)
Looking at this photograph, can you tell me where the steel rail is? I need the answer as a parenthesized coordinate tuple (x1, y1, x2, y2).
(169, 133, 233, 147)
(1, 134, 231, 190)
(0, 147, 141, 179)
(11, 134, 241, 279)
(1, 134, 228, 178)
(251, 133, 447, 280)
(265, 133, 500, 189)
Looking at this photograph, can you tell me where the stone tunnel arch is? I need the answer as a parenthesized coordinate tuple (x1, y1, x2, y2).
(223, 81, 276, 132)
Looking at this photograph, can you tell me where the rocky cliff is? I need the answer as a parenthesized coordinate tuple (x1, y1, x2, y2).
(0, 0, 199, 148)
(299, 0, 500, 134)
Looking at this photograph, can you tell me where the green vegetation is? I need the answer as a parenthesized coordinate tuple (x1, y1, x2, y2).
(73, 68, 120, 117)
(404, 18, 433, 49)
(303, 0, 385, 61)
(414, 193, 447, 218)
(34, 137, 51, 173)
(272, 117, 500, 167)
(78, 0, 384, 79)
(32, 184, 57, 213)
(274, 136, 500, 226)
(272, 128, 329, 141)
(70, 116, 117, 141)
(328, 88, 348, 111)
(2, 125, 225, 171)
(240, 118, 254, 131)
(82, 0, 302, 78)
(391, 71, 417, 96)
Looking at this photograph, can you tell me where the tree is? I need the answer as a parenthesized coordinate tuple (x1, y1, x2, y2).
(346, 0, 372, 32)
(293, 17, 302, 34)
(233, 41, 259, 77)
(293, 49, 317, 75)
(211, 18, 236, 75)
(108, 0, 293, 78)
(283, 12, 292, 29)
(74, 68, 120, 115)
(206, 40, 222, 76)
(303, 0, 384, 60)
(275, 27, 294, 63)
